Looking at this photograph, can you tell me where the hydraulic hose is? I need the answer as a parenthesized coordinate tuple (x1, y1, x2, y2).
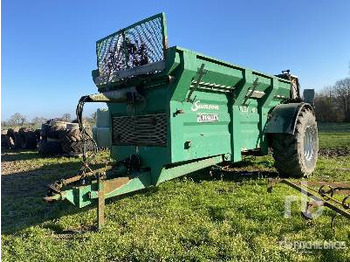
(76, 96, 98, 163)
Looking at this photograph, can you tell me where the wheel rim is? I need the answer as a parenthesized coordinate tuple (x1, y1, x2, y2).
(304, 125, 315, 162)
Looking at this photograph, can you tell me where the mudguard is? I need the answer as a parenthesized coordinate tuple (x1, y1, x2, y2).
(265, 102, 314, 135)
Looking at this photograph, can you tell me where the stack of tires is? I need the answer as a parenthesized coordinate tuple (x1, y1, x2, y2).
(19, 128, 38, 149)
(92, 109, 111, 149)
(39, 120, 67, 155)
(3, 128, 38, 150)
(39, 119, 94, 157)
(1, 129, 10, 149)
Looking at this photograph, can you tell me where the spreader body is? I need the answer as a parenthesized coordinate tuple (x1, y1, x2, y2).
(47, 14, 312, 214)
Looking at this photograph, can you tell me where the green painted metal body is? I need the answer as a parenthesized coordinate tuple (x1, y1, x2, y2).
(55, 14, 302, 208)
(106, 46, 291, 165)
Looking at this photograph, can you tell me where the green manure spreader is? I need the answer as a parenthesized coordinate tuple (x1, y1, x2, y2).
(45, 13, 318, 228)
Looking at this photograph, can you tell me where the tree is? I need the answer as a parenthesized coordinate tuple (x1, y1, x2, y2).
(1, 121, 9, 128)
(32, 117, 47, 126)
(61, 113, 71, 122)
(333, 77, 350, 122)
(314, 94, 332, 122)
(8, 113, 27, 126)
(314, 86, 339, 122)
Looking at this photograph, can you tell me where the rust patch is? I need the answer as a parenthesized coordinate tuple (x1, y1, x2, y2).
(103, 177, 131, 194)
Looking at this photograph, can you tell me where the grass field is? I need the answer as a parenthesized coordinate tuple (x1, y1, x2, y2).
(1, 123, 350, 261)
(318, 122, 350, 151)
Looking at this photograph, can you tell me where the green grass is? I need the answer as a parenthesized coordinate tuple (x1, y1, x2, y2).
(319, 133, 350, 150)
(318, 122, 350, 150)
(317, 122, 350, 133)
(1, 124, 350, 261)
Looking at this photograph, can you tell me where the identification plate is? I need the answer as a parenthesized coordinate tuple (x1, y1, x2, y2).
(197, 113, 219, 123)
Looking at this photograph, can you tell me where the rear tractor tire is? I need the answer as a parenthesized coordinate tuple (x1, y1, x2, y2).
(271, 107, 318, 178)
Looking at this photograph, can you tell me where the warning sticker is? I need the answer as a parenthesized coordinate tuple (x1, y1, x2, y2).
(197, 113, 219, 123)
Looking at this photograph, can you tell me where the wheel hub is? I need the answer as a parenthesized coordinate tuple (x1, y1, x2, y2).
(304, 125, 316, 162)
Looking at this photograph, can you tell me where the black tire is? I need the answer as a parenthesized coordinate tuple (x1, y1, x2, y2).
(64, 128, 82, 142)
(48, 121, 67, 139)
(24, 132, 38, 149)
(8, 129, 24, 149)
(17, 129, 26, 149)
(1, 134, 9, 149)
(38, 141, 63, 156)
(62, 140, 95, 156)
(41, 119, 67, 140)
(6, 129, 16, 149)
(72, 119, 92, 133)
(60, 129, 94, 155)
(41, 123, 51, 141)
(19, 128, 38, 149)
(271, 107, 318, 178)
(35, 129, 41, 141)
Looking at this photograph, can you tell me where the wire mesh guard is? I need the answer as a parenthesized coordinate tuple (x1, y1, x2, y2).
(96, 14, 167, 83)
(112, 113, 167, 147)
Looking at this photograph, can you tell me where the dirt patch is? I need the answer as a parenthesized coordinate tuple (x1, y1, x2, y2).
(1, 151, 80, 198)
(319, 148, 350, 157)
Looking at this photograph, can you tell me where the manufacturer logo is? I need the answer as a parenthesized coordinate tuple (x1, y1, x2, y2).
(191, 100, 219, 112)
